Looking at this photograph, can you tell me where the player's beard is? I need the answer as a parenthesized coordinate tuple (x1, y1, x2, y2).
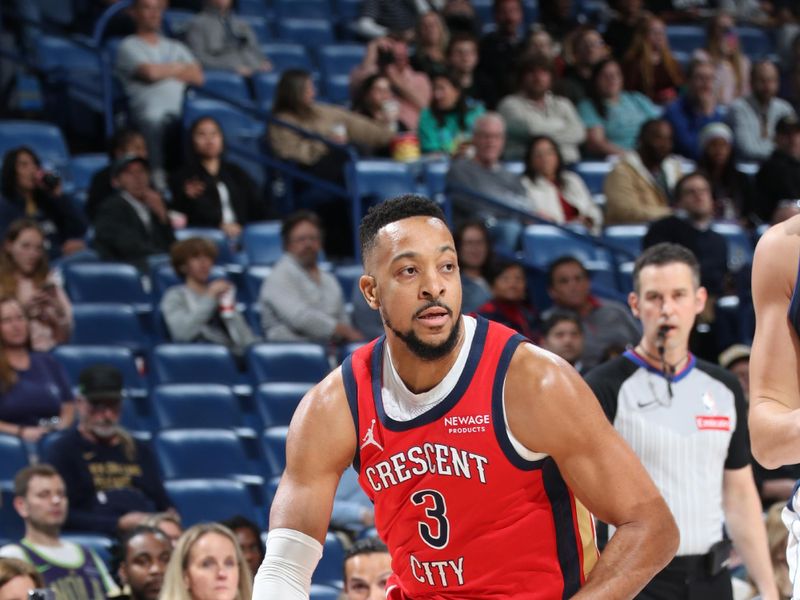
(382, 304, 462, 361)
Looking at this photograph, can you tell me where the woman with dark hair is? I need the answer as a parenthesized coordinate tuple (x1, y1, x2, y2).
(352, 74, 404, 135)
(0, 219, 72, 351)
(578, 58, 661, 157)
(521, 136, 602, 231)
(622, 13, 684, 104)
(696, 122, 755, 223)
(474, 259, 540, 341)
(694, 12, 750, 105)
(269, 69, 394, 184)
(0, 147, 86, 259)
(454, 220, 494, 314)
(0, 296, 74, 442)
(170, 116, 267, 240)
(418, 70, 485, 155)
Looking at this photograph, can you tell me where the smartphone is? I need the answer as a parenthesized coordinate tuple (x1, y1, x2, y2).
(28, 589, 56, 600)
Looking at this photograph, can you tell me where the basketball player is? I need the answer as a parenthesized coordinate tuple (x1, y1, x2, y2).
(749, 214, 800, 596)
(253, 196, 678, 599)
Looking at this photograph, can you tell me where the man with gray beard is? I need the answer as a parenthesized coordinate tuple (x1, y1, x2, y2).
(44, 365, 174, 536)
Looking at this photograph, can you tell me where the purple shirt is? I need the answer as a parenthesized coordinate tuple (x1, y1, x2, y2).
(0, 352, 71, 426)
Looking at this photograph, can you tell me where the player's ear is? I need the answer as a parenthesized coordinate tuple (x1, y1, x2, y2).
(360, 274, 380, 309)
(628, 291, 640, 318)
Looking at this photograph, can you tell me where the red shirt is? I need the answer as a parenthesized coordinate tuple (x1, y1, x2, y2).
(342, 317, 598, 598)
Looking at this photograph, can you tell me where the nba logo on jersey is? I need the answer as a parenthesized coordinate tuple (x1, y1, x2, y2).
(702, 391, 716, 413)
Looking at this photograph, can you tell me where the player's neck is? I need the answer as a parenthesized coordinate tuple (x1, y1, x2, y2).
(387, 324, 466, 394)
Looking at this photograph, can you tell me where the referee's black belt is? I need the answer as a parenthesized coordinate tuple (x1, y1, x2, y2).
(669, 540, 731, 577)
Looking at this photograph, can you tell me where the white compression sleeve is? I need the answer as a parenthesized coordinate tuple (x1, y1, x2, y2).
(252, 528, 323, 600)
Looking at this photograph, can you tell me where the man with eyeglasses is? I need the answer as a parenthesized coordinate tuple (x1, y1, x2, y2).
(42, 365, 175, 536)
(585, 243, 777, 600)
(0, 464, 120, 600)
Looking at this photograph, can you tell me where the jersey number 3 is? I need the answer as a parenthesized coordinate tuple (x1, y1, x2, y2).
(411, 489, 449, 549)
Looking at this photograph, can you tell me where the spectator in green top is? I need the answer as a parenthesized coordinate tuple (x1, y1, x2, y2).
(418, 70, 485, 156)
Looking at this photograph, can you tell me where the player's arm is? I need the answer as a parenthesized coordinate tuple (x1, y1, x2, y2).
(253, 368, 357, 599)
(749, 222, 800, 468)
(505, 345, 678, 599)
(722, 466, 779, 600)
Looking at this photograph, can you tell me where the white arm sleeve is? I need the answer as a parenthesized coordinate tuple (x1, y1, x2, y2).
(252, 528, 324, 600)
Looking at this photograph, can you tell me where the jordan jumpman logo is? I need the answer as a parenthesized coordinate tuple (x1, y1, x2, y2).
(360, 418, 384, 451)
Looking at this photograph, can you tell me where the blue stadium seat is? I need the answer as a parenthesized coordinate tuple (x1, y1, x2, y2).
(0, 120, 70, 173)
(70, 304, 148, 353)
(337, 341, 365, 364)
(322, 75, 351, 104)
(151, 344, 241, 386)
(309, 586, 341, 600)
(573, 161, 612, 195)
(602, 224, 648, 260)
(0, 487, 24, 539)
(69, 153, 108, 195)
(244, 265, 273, 300)
(62, 534, 115, 566)
(252, 72, 280, 109)
(710, 222, 754, 272)
(182, 97, 264, 149)
(521, 224, 611, 270)
(237, 0, 269, 16)
(351, 160, 419, 206)
(332, 0, 361, 24)
(243, 221, 283, 265)
(277, 19, 334, 47)
(153, 384, 247, 430)
(736, 27, 774, 58)
(313, 533, 346, 587)
(37, 0, 75, 26)
(240, 15, 272, 44)
(63, 263, 150, 310)
(666, 25, 705, 53)
(165, 479, 264, 528)
(255, 382, 313, 427)
(0, 434, 29, 484)
(155, 429, 258, 480)
(162, 9, 195, 37)
(173, 227, 237, 265)
(275, 0, 332, 19)
(52, 345, 146, 394)
(472, 0, 493, 25)
(200, 70, 252, 104)
(334, 263, 363, 296)
(259, 43, 313, 72)
(317, 44, 366, 78)
(247, 343, 330, 384)
(261, 426, 289, 472)
(35, 35, 100, 77)
(423, 159, 449, 202)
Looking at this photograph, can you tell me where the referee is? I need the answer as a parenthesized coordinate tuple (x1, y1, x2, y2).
(586, 243, 777, 600)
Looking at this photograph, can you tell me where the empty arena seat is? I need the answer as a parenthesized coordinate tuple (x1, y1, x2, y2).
(0, 487, 24, 539)
(258, 43, 313, 72)
(165, 479, 264, 528)
(275, 0, 332, 19)
(162, 9, 195, 37)
(153, 384, 247, 430)
(200, 70, 252, 104)
(242, 221, 283, 265)
(63, 263, 149, 310)
(52, 345, 146, 394)
(155, 429, 258, 480)
(277, 19, 334, 47)
(601, 224, 648, 259)
(322, 75, 351, 104)
(261, 426, 288, 473)
(151, 344, 240, 386)
(521, 224, 611, 270)
(317, 44, 366, 77)
(69, 153, 108, 195)
(351, 160, 419, 208)
(309, 586, 341, 600)
(573, 161, 613, 195)
(710, 222, 755, 272)
(0, 120, 70, 172)
(0, 434, 29, 484)
(252, 71, 281, 109)
(313, 533, 346, 587)
(255, 382, 313, 427)
(173, 227, 236, 265)
(333, 263, 363, 296)
(244, 265, 273, 300)
(666, 25, 705, 53)
(736, 26, 774, 58)
(35, 35, 100, 77)
(247, 343, 330, 384)
(70, 304, 148, 353)
(240, 15, 271, 44)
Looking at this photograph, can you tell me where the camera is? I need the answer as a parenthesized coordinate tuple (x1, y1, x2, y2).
(28, 589, 56, 600)
(41, 171, 61, 192)
(377, 47, 395, 69)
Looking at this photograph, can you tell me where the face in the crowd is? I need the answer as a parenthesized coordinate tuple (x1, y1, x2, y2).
(207, 0, 232, 12)
(344, 552, 393, 600)
(133, 0, 164, 33)
(522, 67, 552, 99)
(491, 264, 526, 303)
(119, 532, 172, 600)
(388, 39, 410, 69)
(646, 18, 667, 53)
(494, 0, 523, 35)
(79, 396, 123, 440)
(457, 225, 489, 271)
(114, 161, 150, 200)
(285, 219, 322, 269)
(365, 77, 393, 112)
(548, 261, 591, 311)
(232, 527, 263, 577)
(729, 358, 750, 399)
(641, 121, 673, 163)
(575, 30, 607, 67)
(364, 216, 462, 362)
(419, 12, 444, 46)
(752, 62, 780, 103)
(447, 40, 478, 74)
(703, 136, 731, 167)
(528, 138, 559, 180)
(472, 117, 505, 165)
(677, 175, 714, 221)
(182, 253, 214, 285)
(543, 319, 584, 365)
(596, 61, 623, 99)
(5, 227, 44, 276)
(192, 119, 224, 161)
(713, 14, 737, 56)
(0, 575, 37, 600)
(14, 151, 38, 194)
(14, 474, 68, 534)
(432, 77, 460, 111)
(528, 31, 554, 58)
(629, 262, 706, 353)
(0, 300, 29, 350)
(183, 533, 239, 600)
(117, 134, 148, 160)
(689, 62, 716, 101)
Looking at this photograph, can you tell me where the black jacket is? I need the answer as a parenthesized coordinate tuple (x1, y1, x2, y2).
(755, 149, 800, 223)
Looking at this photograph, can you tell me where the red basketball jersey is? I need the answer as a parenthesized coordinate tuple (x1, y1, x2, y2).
(342, 317, 599, 599)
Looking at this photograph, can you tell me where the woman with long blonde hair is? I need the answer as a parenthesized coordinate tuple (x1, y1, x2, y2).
(622, 13, 684, 104)
(159, 523, 253, 600)
(694, 12, 750, 105)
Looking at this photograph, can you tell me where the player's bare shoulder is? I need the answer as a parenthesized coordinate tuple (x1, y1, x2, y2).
(754, 216, 800, 299)
(506, 340, 584, 401)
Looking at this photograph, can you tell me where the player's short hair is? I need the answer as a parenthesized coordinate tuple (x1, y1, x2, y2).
(13, 464, 60, 498)
(546, 255, 589, 287)
(542, 310, 583, 337)
(343, 537, 389, 579)
(632, 242, 701, 294)
(359, 195, 446, 264)
(116, 525, 170, 564)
